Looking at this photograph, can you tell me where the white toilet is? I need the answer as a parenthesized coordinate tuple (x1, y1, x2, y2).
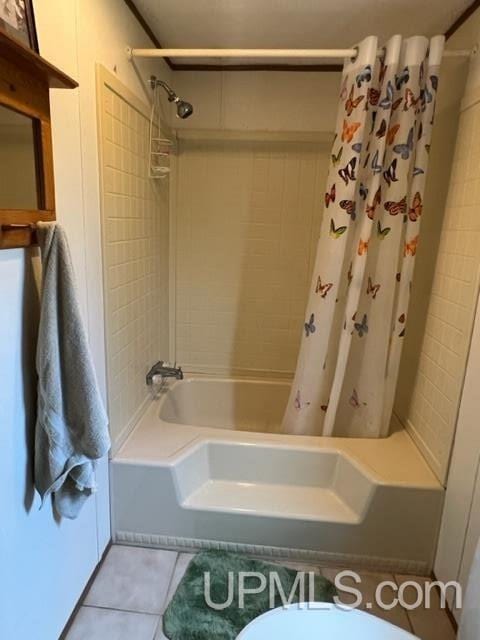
(236, 604, 418, 640)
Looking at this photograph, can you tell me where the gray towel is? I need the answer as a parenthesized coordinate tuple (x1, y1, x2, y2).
(34, 222, 110, 519)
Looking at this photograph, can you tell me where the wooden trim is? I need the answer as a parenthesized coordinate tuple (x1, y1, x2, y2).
(58, 541, 112, 640)
(123, 0, 175, 70)
(445, 0, 480, 40)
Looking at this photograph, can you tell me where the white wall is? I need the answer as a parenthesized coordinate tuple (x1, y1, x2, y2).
(1, 1, 170, 638)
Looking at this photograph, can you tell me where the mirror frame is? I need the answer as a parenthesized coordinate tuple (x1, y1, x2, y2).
(0, 29, 77, 249)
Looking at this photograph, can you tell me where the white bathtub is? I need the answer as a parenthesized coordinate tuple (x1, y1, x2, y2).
(112, 375, 444, 574)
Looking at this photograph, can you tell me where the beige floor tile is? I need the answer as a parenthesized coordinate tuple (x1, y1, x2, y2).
(322, 567, 413, 633)
(84, 545, 178, 614)
(395, 575, 457, 640)
(163, 553, 196, 611)
(66, 607, 159, 640)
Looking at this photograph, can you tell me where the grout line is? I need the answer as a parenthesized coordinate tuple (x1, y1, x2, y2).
(393, 574, 415, 634)
(82, 604, 160, 617)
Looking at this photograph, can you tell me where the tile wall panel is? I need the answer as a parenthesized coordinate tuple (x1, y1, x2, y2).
(100, 85, 169, 448)
(174, 137, 329, 376)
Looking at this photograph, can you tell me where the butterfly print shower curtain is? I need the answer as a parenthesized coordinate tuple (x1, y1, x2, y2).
(283, 35, 444, 438)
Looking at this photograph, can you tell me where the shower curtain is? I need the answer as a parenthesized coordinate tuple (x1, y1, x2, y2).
(283, 35, 444, 438)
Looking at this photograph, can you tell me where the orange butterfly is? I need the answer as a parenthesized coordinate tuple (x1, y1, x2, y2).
(342, 119, 361, 143)
(366, 186, 381, 219)
(358, 239, 369, 256)
(404, 235, 419, 256)
(404, 88, 420, 112)
(315, 276, 333, 298)
(345, 85, 365, 116)
(325, 184, 336, 207)
(367, 276, 381, 299)
(408, 192, 423, 221)
(386, 124, 400, 145)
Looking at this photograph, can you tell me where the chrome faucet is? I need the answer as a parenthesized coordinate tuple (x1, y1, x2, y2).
(146, 361, 183, 385)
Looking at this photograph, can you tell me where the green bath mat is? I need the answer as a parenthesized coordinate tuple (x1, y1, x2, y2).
(163, 550, 336, 640)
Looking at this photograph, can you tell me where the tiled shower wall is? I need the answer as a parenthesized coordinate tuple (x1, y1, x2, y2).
(99, 79, 170, 448)
(174, 135, 329, 376)
(397, 89, 480, 482)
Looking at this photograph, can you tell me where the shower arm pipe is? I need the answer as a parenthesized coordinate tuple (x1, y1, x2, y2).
(126, 46, 475, 60)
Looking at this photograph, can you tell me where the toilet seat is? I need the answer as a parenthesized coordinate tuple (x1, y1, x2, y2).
(236, 603, 419, 639)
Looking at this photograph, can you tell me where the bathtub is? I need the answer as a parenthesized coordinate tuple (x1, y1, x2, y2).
(112, 375, 444, 574)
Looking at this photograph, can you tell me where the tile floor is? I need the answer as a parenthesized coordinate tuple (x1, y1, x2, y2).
(65, 545, 457, 640)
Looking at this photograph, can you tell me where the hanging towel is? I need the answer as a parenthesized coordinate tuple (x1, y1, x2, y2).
(34, 222, 110, 519)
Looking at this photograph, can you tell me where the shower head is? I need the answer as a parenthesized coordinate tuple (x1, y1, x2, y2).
(150, 78, 194, 119)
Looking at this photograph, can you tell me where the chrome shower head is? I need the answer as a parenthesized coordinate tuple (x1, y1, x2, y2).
(150, 78, 194, 119)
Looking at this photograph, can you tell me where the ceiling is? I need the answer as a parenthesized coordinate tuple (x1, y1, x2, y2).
(132, 0, 474, 67)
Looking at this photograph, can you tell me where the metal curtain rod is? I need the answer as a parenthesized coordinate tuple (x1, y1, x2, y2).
(126, 47, 475, 60)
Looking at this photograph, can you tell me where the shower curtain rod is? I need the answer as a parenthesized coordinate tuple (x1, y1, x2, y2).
(126, 47, 474, 60)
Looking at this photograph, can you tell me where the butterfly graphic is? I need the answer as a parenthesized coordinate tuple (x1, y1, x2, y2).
(386, 124, 400, 145)
(371, 149, 382, 174)
(395, 66, 410, 90)
(404, 88, 420, 112)
(377, 221, 391, 238)
(349, 388, 366, 409)
(321, 403, 329, 412)
(347, 262, 353, 286)
(304, 313, 316, 337)
(421, 86, 433, 106)
(366, 186, 381, 219)
(393, 127, 414, 160)
(340, 199, 356, 220)
(325, 184, 336, 207)
(352, 142, 362, 153)
(376, 118, 387, 138)
(339, 77, 348, 100)
(398, 313, 406, 337)
(354, 313, 369, 337)
(356, 65, 372, 88)
(383, 159, 398, 186)
(358, 239, 369, 256)
(368, 87, 380, 107)
(331, 146, 344, 166)
(342, 120, 361, 144)
(294, 389, 310, 410)
(338, 157, 357, 185)
(404, 235, 419, 256)
(345, 85, 365, 116)
(379, 81, 402, 110)
(330, 218, 348, 239)
(409, 192, 422, 221)
(359, 183, 369, 200)
(430, 75, 439, 91)
(384, 196, 407, 216)
(367, 276, 381, 299)
(379, 58, 388, 85)
(413, 166, 425, 177)
(315, 276, 333, 298)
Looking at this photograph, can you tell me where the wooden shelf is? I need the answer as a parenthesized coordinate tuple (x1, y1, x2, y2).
(0, 29, 77, 89)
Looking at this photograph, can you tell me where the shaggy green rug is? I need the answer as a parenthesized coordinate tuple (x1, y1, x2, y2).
(163, 550, 336, 640)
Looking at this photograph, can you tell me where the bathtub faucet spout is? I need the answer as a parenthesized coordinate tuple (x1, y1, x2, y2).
(146, 361, 184, 385)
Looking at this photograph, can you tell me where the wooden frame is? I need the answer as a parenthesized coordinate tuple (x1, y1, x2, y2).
(0, 29, 77, 249)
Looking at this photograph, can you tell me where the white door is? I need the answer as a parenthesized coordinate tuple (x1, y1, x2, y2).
(434, 293, 480, 621)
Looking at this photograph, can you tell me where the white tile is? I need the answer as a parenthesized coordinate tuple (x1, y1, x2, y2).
(163, 553, 196, 611)
(322, 568, 412, 633)
(395, 575, 456, 640)
(84, 545, 178, 614)
(66, 607, 159, 640)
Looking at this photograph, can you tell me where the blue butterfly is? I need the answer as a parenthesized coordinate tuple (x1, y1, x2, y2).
(393, 127, 414, 160)
(354, 314, 368, 337)
(359, 183, 369, 200)
(413, 166, 425, 177)
(371, 150, 382, 174)
(356, 65, 372, 88)
(430, 75, 438, 91)
(352, 142, 362, 153)
(395, 66, 409, 90)
(304, 313, 316, 337)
